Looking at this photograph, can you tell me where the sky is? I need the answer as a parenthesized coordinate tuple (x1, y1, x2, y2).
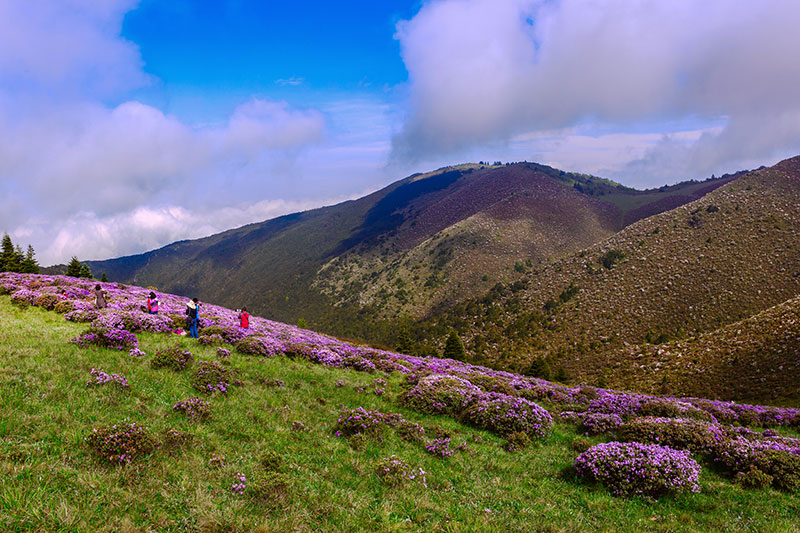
(2, 0, 800, 265)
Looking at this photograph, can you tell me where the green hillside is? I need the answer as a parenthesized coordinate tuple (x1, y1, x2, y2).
(2, 274, 799, 531)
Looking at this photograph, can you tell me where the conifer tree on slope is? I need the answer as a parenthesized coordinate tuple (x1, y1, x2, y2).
(65, 256, 83, 277)
(443, 331, 466, 361)
(0, 234, 21, 272)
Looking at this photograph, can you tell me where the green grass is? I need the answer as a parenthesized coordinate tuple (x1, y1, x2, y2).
(1, 297, 799, 532)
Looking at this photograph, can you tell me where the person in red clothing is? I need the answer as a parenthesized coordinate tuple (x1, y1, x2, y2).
(147, 292, 159, 314)
(238, 307, 249, 329)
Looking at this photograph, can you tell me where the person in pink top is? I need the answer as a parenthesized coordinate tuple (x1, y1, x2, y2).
(147, 292, 159, 314)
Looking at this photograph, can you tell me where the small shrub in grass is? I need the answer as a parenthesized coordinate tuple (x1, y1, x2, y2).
(86, 422, 157, 465)
(580, 413, 623, 436)
(231, 472, 247, 495)
(53, 300, 74, 314)
(216, 347, 231, 359)
(291, 421, 306, 432)
(198, 333, 225, 346)
(426, 437, 469, 458)
(86, 368, 129, 390)
(65, 309, 99, 323)
(343, 355, 376, 373)
(397, 420, 426, 443)
(736, 466, 773, 489)
(261, 378, 285, 388)
(192, 360, 239, 394)
(151, 346, 193, 371)
(235, 336, 283, 357)
(575, 441, 701, 498)
(208, 454, 225, 469)
(466, 374, 517, 396)
(376, 455, 427, 488)
(10, 289, 37, 307)
(162, 429, 194, 453)
(463, 393, 553, 439)
(571, 437, 593, 453)
(71, 326, 138, 351)
(259, 451, 283, 472)
(173, 398, 212, 421)
(399, 374, 482, 416)
(34, 293, 60, 310)
(505, 432, 532, 452)
(128, 347, 146, 357)
(333, 407, 389, 439)
(250, 471, 290, 503)
(199, 325, 226, 337)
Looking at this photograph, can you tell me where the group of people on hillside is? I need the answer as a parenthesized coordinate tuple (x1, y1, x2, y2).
(91, 284, 250, 339)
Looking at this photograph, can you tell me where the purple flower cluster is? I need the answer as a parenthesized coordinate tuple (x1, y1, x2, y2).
(575, 441, 701, 498)
(70, 326, 138, 351)
(425, 437, 469, 458)
(151, 346, 194, 371)
(128, 347, 146, 357)
(216, 347, 231, 359)
(580, 413, 624, 436)
(375, 455, 427, 488)
(463, 392, 553, 439)
(85, 422, 156, 464)
(86, 368, 129, 389)
(230, 472, 247, 495)
(192, 360, 235, 394)
(400, 374, 483, 416)
(173, 397, 212, 420)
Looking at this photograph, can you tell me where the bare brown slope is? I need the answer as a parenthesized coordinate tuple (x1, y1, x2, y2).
(443, 156, 800, 392)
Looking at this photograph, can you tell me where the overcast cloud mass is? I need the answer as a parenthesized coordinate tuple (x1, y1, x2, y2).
(1, 0, 799, 264)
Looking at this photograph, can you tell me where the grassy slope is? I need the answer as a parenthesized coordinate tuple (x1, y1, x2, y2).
(2, 297, 800, 532)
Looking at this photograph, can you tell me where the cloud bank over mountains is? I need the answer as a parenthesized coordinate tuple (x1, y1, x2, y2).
(2, 0, 799, 264)
(393, 0, 800, 183)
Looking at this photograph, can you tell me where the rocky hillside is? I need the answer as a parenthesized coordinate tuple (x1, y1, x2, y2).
(83, 162, 734, 331)
(605, 294, 800, 402)
(432, 156, 800, 398)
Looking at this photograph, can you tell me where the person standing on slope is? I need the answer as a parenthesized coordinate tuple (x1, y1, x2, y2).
(147, 292, 159, 314)
(238, 307, 249, 329)
(186, 298, 201, 338)
(94, 284, 107, 309)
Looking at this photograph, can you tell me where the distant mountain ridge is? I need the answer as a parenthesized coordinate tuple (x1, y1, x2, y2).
(82, 162, 735, 330)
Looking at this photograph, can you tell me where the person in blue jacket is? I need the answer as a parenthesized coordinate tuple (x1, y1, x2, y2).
(186, 298, 200, 338)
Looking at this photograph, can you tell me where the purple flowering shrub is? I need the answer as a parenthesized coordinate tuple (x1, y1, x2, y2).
(617, 417, 728, 456)
(715, 437, 800, 491)
(333, 407, 425, 444)
(463, 393, 553, 440)
(173, 398, 212, 420)
(231, 472, 247, 495)
(71, 326, 138, 351)
(85, 422, 157, 465)
(376, 455, 427, 488)
(342, 355, 376, 373)
(10, 289, 37, 307)
(425, 437, 470, 458)
(162, 429, 194, 453)
(65, 308, 99, 323)
(34, 293, 60, 310)
(466, 374, 518, 396)
(53, 300, 74, 314)
(192, 360, 239, 393)
(199, 333, 225, 346)
(216, 347, 231, 359)
(575, 442, 701, 498)
(86, 368, 129, 390)
(151, 346, 194, 371)
(129, 347, 146, 357)
(400, 375, 483, 416)
(580, 413, 624, 436)
(234, 336, 283, 357)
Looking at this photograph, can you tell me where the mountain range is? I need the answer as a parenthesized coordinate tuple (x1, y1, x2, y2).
(77, 157, 799, 401)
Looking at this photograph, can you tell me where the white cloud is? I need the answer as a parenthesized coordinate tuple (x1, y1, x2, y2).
(393, 0, 800, 180)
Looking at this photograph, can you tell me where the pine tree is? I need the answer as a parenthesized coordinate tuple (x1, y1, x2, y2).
(395, 329, 414, 355)
(21, 245, 40, 274)
(442, 331, 466, 361)
(78, 263, 93, 279)
(526, 357, 551, 380)
(101, 272, 108, 282)
(1, 234, 21, 272)
(65, 256, 83, 277)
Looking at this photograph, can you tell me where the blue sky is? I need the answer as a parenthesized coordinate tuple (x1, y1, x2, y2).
(1, 0, 800, 265)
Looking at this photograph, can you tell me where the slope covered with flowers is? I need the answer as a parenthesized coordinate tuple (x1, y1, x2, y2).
(1, 271, 799, 530)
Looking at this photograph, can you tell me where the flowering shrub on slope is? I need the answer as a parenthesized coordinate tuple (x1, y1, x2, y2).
(376, 455, 427, 488)
(463, 393, 552, 440)
(71, 327, 138, 351)
(86, 422, 156, 464)
(151, 346, 194, 371)
(400, 375, 482, 416)
(192, 360, 239, 393)
(86, 368, 129, 390)
(575, 442, 701, 498)
(617, 417, 728, 456)
(173, 398, 212, 420)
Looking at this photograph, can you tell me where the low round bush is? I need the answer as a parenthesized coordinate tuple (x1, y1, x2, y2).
(235, 336, 284, 357)
(463, 393, 553, 439)
(86, 422, 157, 464)
(71, 326, 138, 351)
(399, 374, 482, 416)
(716, 437, 800, 491)
(34, 293, 60, 310)
(575, 441, 701, 498)
(192, 360, 237, 393)
(580, 413, 624, 436)
(618, 417, 727, 455)
(151, 346, 194, 371)
(173, 397, 212, 420)
(53, 300, 74, 314)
